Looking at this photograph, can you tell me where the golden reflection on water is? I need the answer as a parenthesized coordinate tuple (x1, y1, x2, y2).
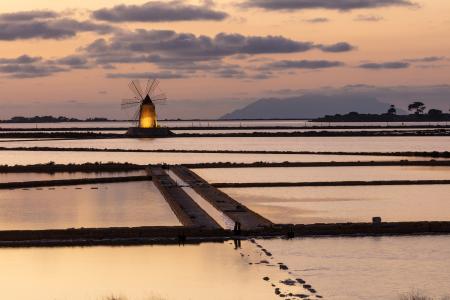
(0, 243, 275, 300)
(196, 166, 450, 184)
(1, 136, 450, 152)
(259, 236, 450, 300)
(0, 181, 180, 230)
(224, 185, 450, 224)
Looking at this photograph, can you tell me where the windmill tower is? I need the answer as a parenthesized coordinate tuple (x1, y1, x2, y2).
(122, 79, 167, 128)
(121, 79, 172, 137)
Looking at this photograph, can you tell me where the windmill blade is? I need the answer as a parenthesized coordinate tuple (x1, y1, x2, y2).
(121, 99, 141, 105)
(144, 79, 153, 97)
(151, 93, 167, 101)
(149, 79, 160, 97)
(121, 99, 141, 109)
(128, 80, 144, 100)
(121, 102, 140, 109)
(132, 107, 141, 125)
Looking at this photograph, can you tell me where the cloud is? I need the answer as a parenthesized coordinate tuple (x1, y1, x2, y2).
(0, 64, 66, 78)
(0, 54, 92, 78)
(317, 42, 355, 52)
(263, 59, 344, 69)
(106, 71, 185, 79)
(405, 56, 447, 63)
(0, 11, 116, 40)
(84, 29, 355, 66)
(213, 67, 248, 78)
(0, 55, 42, 64)
(0, 10, 58, 21)
(53, 55, 91, 69)
(241, 0, 416, 11)
(81, 29, 354, 79)
(304, 17, 329, 23)
(92, 1, 228, 22)
(358, 61, 410, 69)
(356, 56, 447, 70)
(354, 14, 384, 22)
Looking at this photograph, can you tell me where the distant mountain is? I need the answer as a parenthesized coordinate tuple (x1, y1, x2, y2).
(221, 94, 394, 120)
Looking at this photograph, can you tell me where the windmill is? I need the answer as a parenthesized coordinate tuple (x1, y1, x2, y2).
(121, 79, 167, 129)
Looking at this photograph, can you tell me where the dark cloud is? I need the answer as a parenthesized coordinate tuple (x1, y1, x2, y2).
(359, 61, 410, 69)
(356, 56, 446, 71)
(0, 54, 92, 78)
(263, 59, 344, 69)
(81, 29, 354, 79)
(354, 14, 384, 22)
(0, 55, 42, 64)
(0, 15, 116, 40)
(0, 64, 65, 78)
(106, 71, 185, 79)
(84, 29, 354, 66)
(92, 1, 228, 22)
(317, 42, 355, 52)
(53, 55, 91, 69)
(405, 56, 447, 63)
(304, 17, 329, 23)
(241, 0, 416, 11)
(214, 67, 247, 78)
(0, 10, 58, 21)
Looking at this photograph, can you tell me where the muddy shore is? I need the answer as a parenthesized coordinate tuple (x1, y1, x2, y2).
(1, 222, 449, 247)
(1, 161, 450, 174)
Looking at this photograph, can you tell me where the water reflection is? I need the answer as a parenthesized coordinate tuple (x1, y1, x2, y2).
(224, 185, 450, 223)
(259, 236, 450, 300)
(1, 136, 449, 152)
(1, 236, 448, 299)
(0, 243, 275, 300)
(0, 181, 180, 230)
(196, 166, 450, 183)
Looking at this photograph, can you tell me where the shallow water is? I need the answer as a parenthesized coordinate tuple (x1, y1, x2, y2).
(0, 242, 275, 300)
(223, 185, 450, 223)
(196, 166, 450, 183)
(0, 150, 422, 165)
(0, 181, 180, 230)
(258, 236, 450, 300)
(0, 236, 449, 300)
(2, 136, 449, 152)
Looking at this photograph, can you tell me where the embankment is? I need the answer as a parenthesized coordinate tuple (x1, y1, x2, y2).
(1, 222, 450, 247)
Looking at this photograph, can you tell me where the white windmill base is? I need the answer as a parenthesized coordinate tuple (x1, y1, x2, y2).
(126, 127, 173, 137)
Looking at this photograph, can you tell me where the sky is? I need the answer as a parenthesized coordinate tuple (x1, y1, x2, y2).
(0, 0, 449, 119)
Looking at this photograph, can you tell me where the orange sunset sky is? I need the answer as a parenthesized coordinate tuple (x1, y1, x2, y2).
(0, 0, 449, 119)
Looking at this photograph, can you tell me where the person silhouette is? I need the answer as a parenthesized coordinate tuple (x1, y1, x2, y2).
(233, 221, 241, 235)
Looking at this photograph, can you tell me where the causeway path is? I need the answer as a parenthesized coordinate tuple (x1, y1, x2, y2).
(150, 166, 221, 229)
(171, 166, 272, 230)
